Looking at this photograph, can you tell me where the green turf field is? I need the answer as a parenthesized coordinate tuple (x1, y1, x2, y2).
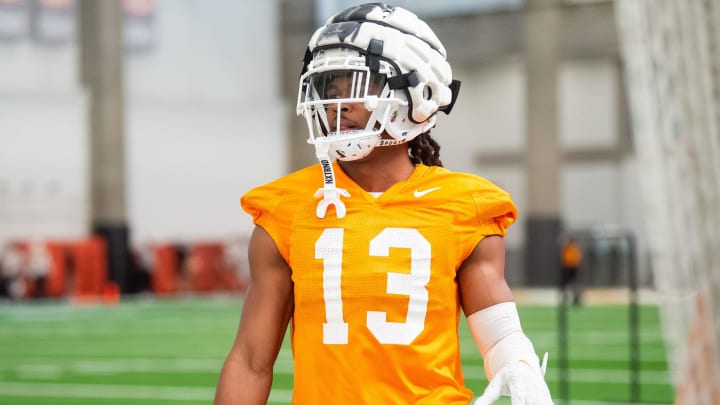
(0, 296, 674, 404)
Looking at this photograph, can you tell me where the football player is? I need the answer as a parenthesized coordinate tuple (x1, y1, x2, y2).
(215, 3, 553, 404)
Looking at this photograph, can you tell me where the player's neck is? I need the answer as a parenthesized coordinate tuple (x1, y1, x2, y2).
(338, 145, 415, 193)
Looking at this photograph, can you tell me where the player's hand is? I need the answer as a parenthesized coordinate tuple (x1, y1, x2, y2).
(473, 353, 553, 405)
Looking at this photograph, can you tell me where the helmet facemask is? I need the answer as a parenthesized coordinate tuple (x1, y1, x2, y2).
(297, 47, 406, 161)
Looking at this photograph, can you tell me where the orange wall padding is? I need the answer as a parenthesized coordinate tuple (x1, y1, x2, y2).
(152, 244, 179, 294)
(187, 243, 223, 292)
(45, 242, 67, 297)
(69, 237, 108, 298)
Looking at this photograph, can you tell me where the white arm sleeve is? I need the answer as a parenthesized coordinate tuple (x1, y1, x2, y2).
(467, 301, 541, 380)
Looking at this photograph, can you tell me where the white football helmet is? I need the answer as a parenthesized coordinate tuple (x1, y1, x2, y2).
(297, 2, 461, 161)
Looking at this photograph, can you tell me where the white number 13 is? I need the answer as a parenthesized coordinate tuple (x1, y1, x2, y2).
(315, 227, 431, 345)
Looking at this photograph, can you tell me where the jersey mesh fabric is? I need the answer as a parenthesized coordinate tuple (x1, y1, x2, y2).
(241, 162, 517, 404)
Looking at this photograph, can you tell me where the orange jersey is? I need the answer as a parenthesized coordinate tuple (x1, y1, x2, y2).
(241, 162, 517, 404)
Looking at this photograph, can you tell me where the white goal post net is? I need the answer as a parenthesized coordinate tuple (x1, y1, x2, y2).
(615, 0, 720, 403)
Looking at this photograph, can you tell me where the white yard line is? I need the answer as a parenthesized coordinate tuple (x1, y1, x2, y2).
(0, 381, 292, 403)
(553, 401, 670, 405)
(5, 356, 668, 385)
(1, 357, 293, 378)
(461, 365, 671, 385)
(0, 382, 216, 401)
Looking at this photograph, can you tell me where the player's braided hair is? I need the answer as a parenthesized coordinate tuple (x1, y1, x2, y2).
(409, 131, 443, 167)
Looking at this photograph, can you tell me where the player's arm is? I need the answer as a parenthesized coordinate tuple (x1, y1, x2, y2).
(214, 225, 294, 405)
(457, 235, 552, 404)
(458, 235, 514, 315)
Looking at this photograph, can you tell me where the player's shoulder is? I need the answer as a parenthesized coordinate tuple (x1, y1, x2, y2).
(241, 164, 320, 213)
(419, 165, 517, 233)
(246, 165, 320, 197)
(419, 165, 509, 196)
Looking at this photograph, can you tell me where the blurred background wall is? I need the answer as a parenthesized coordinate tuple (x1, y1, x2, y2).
(0, 0, 88, 243)
(124, 0, 286, 242)
(1, 0, 286, 248)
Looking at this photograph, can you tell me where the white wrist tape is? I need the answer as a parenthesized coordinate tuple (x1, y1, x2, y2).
(467, 302, 541, 380)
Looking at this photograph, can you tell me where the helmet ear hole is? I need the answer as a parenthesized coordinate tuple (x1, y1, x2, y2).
(422, 86, 432, 100)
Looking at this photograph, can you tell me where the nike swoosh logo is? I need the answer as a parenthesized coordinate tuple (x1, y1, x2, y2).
(413, 187, 442, 198)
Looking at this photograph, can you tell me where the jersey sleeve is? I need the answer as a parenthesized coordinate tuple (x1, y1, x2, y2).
(240, 184, 291, 261)
(455, 178, 518, 263)
(471, 184, 517, 238)
(240, 166, 320, 262)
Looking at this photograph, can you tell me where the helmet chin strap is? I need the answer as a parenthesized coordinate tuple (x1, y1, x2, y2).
(313, 139, 350, 219)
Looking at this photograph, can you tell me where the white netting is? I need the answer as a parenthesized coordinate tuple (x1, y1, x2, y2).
(615, 0, 720, 403)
